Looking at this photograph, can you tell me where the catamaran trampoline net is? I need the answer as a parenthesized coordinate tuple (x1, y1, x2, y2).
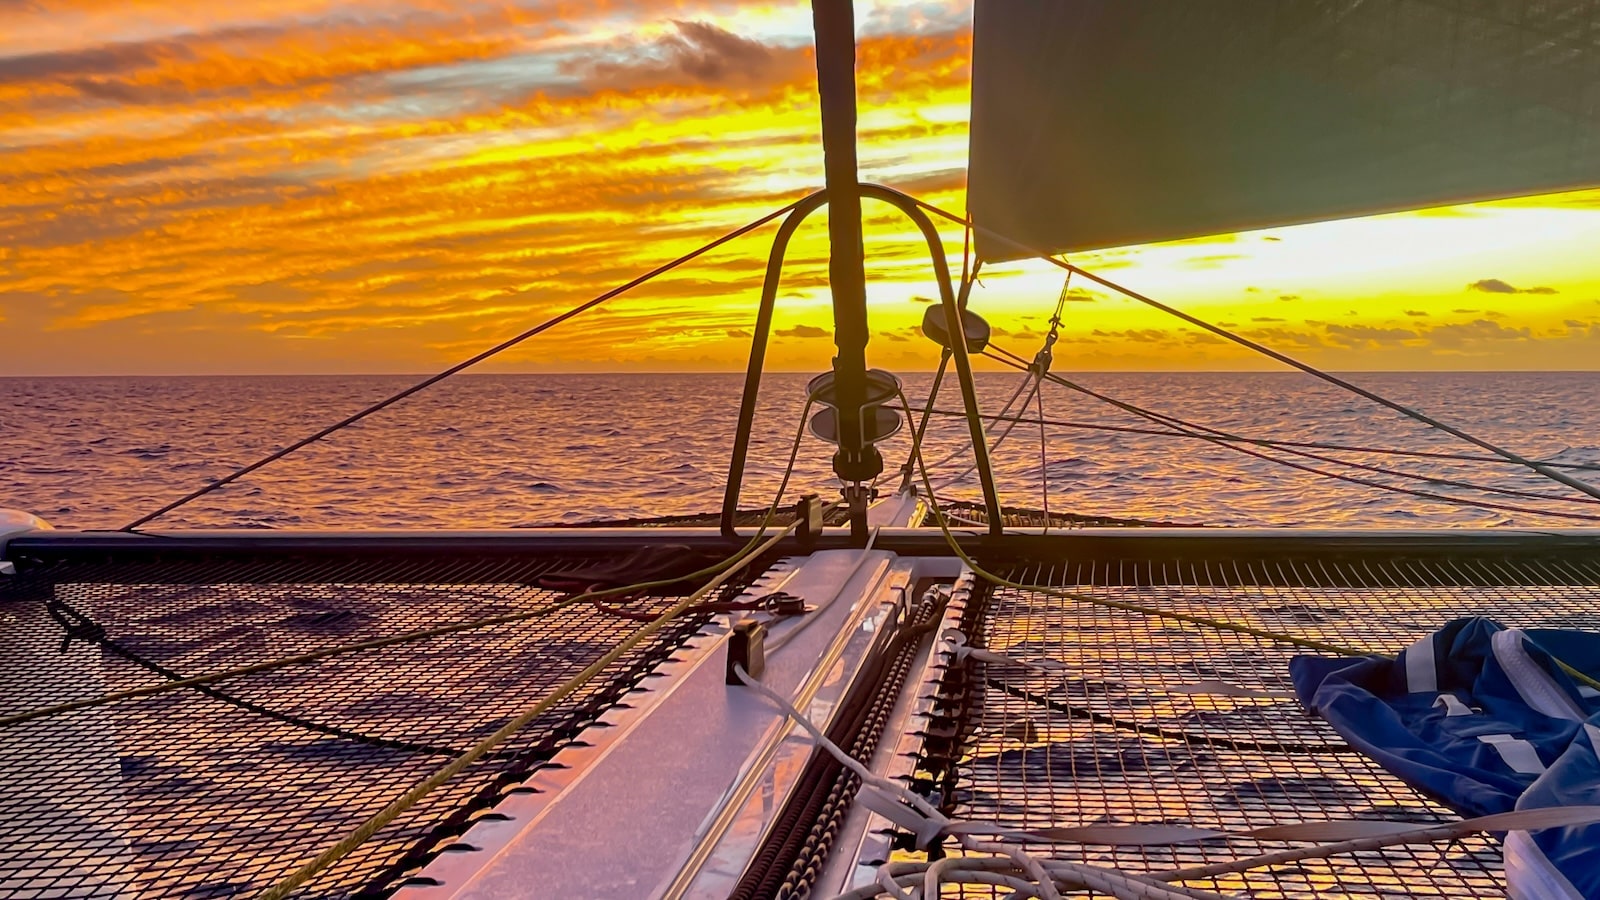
(0, 548, 759, 899)
(913, 553, 1600, 898)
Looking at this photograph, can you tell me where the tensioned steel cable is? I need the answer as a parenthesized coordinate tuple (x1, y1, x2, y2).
(3, 398, 820, 730)
(979, 348, 1600, 523)
(984, 343, 1600, 515)
(1027, 275, 1071, 530)
(928, 370, 1041, 489)
(905, 406, 1600, 472)
(891, 387, 1600, 693)
(979, 343, 1600, 509)
(896, 229, 979, 493)
(121, 198, 805, 531)
(908, 196, 1600, 503)
(1033, 373, 1051, 531)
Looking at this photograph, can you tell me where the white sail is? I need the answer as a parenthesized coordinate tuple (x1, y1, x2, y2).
(967, 0, 1600, 261)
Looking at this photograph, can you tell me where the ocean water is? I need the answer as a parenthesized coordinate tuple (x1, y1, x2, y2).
(3, 371, 1599, 531)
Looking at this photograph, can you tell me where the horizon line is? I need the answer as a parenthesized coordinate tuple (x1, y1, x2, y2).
(5, 368, 1600, 378)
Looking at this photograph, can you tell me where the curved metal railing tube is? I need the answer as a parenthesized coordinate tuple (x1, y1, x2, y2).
(721, 190, 831, 536)
(720, 183, 1004, 537)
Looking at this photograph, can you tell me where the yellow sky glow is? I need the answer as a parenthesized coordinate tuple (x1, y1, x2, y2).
(1, 0, 1597, 375)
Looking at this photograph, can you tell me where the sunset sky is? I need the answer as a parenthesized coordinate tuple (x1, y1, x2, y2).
(3, 0, 1599, 376)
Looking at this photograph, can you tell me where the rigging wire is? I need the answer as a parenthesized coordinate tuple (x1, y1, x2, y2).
(978, 347, 1600, 523)
(120, 198, 805, 532)
(1034, 377, 1051, 533)
(1030, 274, 1073, 533)
(2, 399, 822, 730)
(928, 267, 1074, 496)
(930, 373, 1043, 492)
(906, 196, 1600, 503)
(897, 237, 993, 500)
(895, 220, 980, 494)
(246, 402, 829, 899)
(922, 368, 1036, 475)
(983, 339, 1597, 509)
(905, 406, 1600, 472)
(957, 204, 975, 293)
(891, 385, 1600, 694)
(897, 350, 952, 493)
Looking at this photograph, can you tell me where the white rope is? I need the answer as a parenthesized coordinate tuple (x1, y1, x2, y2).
(838, 857, 1233, 900)
(735, 661, 1234, 900)
(832, 806, 1600, 899)
(814, 625, 1600, 897)
(732, 663, 946, 823)
(939, 510, 990, 528)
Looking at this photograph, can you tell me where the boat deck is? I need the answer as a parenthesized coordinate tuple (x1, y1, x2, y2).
(8, 530, 1600, 898)
(900, 552, 1600, 898)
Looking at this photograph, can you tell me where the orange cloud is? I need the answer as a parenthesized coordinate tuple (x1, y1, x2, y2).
(2, 2, 1599, 377)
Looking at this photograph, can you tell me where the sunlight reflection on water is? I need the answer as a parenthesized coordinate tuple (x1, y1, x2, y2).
(4, 371, 1599, 530)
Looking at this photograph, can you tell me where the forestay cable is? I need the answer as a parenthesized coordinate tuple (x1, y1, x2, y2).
(892, 387, 1600, 692)
(121, 198, 804, 531)
(908, 407, 1600, 472)
(978, 346, 1600, 523)
(6, 398, 821, 730)
(908, 196, 1600, 503)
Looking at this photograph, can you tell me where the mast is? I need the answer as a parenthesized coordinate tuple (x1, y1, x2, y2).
(811, 0, 878, 542)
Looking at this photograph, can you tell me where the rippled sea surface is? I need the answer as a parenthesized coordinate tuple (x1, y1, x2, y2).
(4, 372, 1600, 530)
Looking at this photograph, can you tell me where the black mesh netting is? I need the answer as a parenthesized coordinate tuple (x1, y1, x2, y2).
(0, 549, 761, 899)
(913, 553, 1600, 898)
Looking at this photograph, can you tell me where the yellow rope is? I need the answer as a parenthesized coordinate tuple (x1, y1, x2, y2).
(894, 388, 1600, 690)
(248, 402, 819, 898)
